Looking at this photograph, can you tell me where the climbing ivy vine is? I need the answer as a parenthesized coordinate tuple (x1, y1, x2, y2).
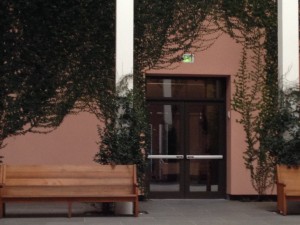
(228, 0, 300, 196)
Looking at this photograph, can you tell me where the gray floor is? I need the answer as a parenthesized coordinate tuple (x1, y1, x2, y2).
(1, 199, 300, 225)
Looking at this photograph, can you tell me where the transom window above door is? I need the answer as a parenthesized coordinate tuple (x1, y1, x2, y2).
(146, 77, 226, 100)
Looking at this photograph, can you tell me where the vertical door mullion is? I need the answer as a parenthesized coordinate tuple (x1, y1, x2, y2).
(183, 102, 189, 197)
(180, 102, 187, 197)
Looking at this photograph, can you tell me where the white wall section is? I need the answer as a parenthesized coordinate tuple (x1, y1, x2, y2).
(116, 0, 134, 89)
(278, 0, 299, 89)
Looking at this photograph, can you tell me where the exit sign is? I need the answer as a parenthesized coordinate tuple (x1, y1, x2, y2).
(182, 54, 194, 63)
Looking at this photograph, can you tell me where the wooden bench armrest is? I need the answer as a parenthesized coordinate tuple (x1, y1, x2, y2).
(0, 164, 5, 188)
(133, 182, 139, 195)
(277, 182, 286, 187)
(277, 182, 286, 195)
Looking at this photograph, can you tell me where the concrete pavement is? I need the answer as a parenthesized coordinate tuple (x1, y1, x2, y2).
(1, 199, 300, 225)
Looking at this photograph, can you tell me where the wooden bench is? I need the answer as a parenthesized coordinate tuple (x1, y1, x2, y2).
(0, 164, 139, 218)
(276, 164, 300, 215)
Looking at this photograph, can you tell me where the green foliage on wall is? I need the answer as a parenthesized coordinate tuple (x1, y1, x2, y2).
(0, 0, 115, 149)
(230, 0, 300, 195)
(232, 44, 276, 195)
(262, 88, 300, 166)
(0, 0, 221, 148)
(94, 74, 149, 194)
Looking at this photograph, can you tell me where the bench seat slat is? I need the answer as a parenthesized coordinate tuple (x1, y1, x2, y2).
(5, 178, 132, 186)
(6, 165, 134, 173)
(6, 164, 133, 173)
(6, 172, 132, 179)
(285, 191, 300, 196)
(2, 194, 137, 199)
(6, 165, 134, 179)
(2, 185, 134, 197)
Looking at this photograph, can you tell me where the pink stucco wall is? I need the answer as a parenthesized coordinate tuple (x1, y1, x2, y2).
(2, 33, 258, 195)
(3, 112, 99, 165)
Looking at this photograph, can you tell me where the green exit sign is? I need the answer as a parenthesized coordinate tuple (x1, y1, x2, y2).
(182, 54, 194, 63)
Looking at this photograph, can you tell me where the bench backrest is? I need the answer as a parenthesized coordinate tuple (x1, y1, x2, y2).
(277, 164, 300, 190)
(0, 164, 137, 198)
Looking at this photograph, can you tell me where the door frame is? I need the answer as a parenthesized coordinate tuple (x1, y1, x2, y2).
(146, 76, 227, 199)
(147, 101, 226, 199)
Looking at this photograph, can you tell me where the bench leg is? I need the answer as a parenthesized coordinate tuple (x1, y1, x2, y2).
(68, 202, 72, 218)
(282, 197, 287, 216)
(0, 203, 2, 218)
(0, 201, 4, 218)
(3, 203, 5, 217)
(134, 198, 139, 217)
(277, 194, 287, 216)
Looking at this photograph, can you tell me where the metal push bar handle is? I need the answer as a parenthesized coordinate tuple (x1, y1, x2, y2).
(186, 155, 223, 160)
(148, 155, 184, 159)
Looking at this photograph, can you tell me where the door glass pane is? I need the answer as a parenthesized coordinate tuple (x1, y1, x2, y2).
(187, 104, 224, 192)
(189, 160, 220, 192)
(146, 78, 226, 100)
(148, 104, 181, 192)
(149, 159, 180, 192)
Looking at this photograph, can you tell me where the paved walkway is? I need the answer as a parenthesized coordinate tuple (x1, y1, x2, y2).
(1, 199, 300, 225)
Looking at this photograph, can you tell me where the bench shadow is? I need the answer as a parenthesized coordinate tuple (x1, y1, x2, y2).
(4, 210, 135, 218)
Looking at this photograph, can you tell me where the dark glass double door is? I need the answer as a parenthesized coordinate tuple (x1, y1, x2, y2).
(148, 102, 226, 198)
